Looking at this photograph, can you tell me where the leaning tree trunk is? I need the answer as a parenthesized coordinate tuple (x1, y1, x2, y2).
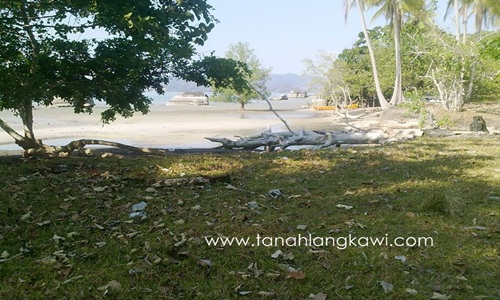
(0, 117, 41, 150)
(355, 0, 391, 110)
(390, 7, 404, 106)
(0, 100, 41, 150)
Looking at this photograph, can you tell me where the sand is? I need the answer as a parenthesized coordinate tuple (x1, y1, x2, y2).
(0, 98, 341, 151)
(4, 98, 496, 155)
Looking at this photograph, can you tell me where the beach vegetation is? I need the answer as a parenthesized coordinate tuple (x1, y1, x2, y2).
(0, 0, 252, 154)
(0, 136, 499, 299)
(338, 0, 499, 111)
(211, 42, 272, 110)
(344, 0, 392, 109)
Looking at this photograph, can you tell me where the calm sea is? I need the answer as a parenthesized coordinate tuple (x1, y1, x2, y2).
(142, 91, 286, 106)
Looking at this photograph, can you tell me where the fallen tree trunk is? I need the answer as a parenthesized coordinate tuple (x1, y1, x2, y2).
(206, 129, 423, 150)
(21, 129, 424, 157)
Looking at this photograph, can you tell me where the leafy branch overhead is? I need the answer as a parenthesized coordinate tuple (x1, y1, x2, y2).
(210, 42, 272, 111)
(182, 56, 253, 95)
(0, 0, 251, 152)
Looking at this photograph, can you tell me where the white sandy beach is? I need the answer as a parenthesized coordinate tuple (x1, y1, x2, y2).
(0, 98, 340, 151)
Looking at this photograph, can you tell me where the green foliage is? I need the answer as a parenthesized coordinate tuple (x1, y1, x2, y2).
(480, 35, 500, 60)
(184, 56, 252, 95)
(335, 23, 434, 104)
(211, 42, 271, 109)
(436, 114, 452, 128)
(474, 33, 500, 102)
(400, 91, 426, 114)
(0, 0, 251, 142)
(399, 90, 428, 127)
(409, 23, 479, 111)
(337, 27, 385, 102)
(303, 51, 346, 101)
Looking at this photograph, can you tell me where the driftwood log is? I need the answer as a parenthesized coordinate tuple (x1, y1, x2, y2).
(206, 128, 423, 151)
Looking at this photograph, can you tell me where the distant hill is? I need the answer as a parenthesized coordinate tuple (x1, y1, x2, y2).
(163, 78, 209, 92)
(163, 73, 311, 94)
(266, 73, 310, 93)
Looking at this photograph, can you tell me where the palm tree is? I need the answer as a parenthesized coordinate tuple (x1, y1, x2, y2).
(446, 0, 499, 101)
(446, 0, 499, 42)
(365, 0, 426, 106)
(343, 0, 391, 109)
(468, 0, 496, 100)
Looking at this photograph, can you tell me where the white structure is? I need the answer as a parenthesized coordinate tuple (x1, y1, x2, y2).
(168, 92, 209, 105)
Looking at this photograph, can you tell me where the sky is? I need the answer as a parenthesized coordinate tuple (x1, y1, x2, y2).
(197, 0, 459, 74)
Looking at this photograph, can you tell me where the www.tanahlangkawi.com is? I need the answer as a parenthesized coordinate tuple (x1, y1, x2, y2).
(204, 234, 434, 250)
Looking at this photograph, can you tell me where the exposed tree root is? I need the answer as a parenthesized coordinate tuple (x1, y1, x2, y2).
(24, 139, 169, 157)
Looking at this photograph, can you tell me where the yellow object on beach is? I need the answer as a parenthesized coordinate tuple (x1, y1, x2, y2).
(312, 103, 359, 110)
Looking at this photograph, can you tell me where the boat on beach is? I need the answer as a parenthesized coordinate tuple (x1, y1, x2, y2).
(167, 92, 209, 105)
(287, 90, 308, 98)
(312, 103, 359, 110)
(51, 97, 95, 108)
(310, 96, 359, 110)
(270, 94, 288, 100)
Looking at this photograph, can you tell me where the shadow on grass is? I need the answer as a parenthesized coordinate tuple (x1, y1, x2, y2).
(0, 137, 498, 299)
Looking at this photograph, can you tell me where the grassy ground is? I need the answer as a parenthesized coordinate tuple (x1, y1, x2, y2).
(1, 136, 499, 299)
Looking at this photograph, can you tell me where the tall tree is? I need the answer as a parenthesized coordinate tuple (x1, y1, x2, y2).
(344, 0, 391, 109)
(444, 0, 499, 101)
(365, 0, 426, 106)
(0, 0, 251, 152)
(211, 42, 271, 110)
(466, 0, 498, 100)
(336, 24, 434, 104)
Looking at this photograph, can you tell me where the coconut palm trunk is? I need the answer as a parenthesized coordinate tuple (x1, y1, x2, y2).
(390, 3, 403, 106)
(454, 0, 462, 42)
(353, 0, 391, 109)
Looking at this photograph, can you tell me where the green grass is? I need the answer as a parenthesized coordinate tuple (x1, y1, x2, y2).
(1, 136, 499, 299)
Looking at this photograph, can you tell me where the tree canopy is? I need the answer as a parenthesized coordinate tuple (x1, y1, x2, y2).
(315, 1, 499, 112)
(211, 42, 272, 110)
(0, 0, 251, 150)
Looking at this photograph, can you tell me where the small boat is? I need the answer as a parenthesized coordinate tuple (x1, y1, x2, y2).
(287, 90, 308, 98)
(312, 103, 359, 110)
(312, 105, 335, 110)
(51, 97, 95, 107)
(270, 94, 288, 100)
(168, 92, 209, 105)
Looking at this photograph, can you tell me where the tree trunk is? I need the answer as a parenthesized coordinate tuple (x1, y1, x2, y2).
(390, 5, 403, 106)
(454, 0, 461, 43)
(19, 101, 36, 141)
(465, 12, 483, 103)
(206, 128, 423, 150)
(462, 5, 468, 44)
(465, 62, 477, 103)
(0, 117, 41, 150)
(355, 0, 391, 110)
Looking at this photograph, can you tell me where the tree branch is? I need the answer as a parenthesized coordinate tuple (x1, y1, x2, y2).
(0, 118, 25, 142)
(20, 2, 40, 57)
(249, 84, 295, 134)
